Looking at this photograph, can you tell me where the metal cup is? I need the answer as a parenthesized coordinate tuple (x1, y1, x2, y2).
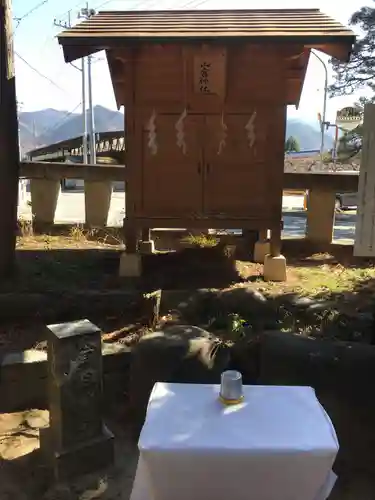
(219, 370, 244, 404)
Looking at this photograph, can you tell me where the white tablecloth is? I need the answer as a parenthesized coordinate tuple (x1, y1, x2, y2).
(131, 383, 339, 500)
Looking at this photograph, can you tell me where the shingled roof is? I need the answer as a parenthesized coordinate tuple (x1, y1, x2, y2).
(58, 9, 355, 63)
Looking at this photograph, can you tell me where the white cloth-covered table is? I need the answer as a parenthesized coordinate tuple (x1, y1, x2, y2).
(130, 383, 339, 500)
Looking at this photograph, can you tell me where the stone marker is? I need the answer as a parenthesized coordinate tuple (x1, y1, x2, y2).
(39, 319, 114, 481)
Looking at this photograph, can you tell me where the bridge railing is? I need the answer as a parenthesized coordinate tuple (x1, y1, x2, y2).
(19, 161, 359, 247)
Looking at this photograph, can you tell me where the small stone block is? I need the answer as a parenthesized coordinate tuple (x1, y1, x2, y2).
(43, 319, 104, 452)
(263, 254, 287, 282)
(139, 240, 155, 255)
(119, 253, 142, 277)
(253, 240, 271, 264)
(40, 425, 114, 481)
(47, 319, 101, 340)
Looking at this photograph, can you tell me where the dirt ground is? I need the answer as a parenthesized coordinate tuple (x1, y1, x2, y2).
(0, 410, 139, 500)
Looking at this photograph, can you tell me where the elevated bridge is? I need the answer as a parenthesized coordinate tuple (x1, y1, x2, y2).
(25, 131, 125, 164)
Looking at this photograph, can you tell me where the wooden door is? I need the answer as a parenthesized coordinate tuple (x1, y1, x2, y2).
(203, 113, 269, 217)
(140, 113, 204, 217)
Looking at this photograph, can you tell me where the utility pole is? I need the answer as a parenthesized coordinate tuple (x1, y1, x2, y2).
(0, 0, 20, 278)
(87, 54, 96, 164)
(79, 4, 96, 164)
(311, 50, 328, 162)
(17, 100, 23, 159)
(81, 58, 88, 163)
(54, 11, 88, 163)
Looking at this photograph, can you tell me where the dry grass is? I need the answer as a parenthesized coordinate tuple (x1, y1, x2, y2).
(236, 252, 375, 305)
(12, 223, 375, 303)
(181, 232, 219, 248)
(16, 220, 124, 250)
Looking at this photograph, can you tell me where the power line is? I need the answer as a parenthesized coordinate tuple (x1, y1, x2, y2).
(94, 0, 210, 11)
(14, 0, 50, 28)
(15, 51, 69, 94)
(37, 102, 83, 139)
(94, 0, 160, 11)
(53, 1, 87, 25)
(170, 0, 210, 9)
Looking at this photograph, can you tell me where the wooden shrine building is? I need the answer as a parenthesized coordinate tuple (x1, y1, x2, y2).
(57, 9, 355, 280)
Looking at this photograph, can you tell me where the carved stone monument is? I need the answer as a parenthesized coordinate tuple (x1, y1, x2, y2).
(39, 319, 114, 480)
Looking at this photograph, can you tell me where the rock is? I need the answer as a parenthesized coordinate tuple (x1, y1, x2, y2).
(128, 325, 230, 439)
(330, 312, 374, 343)
(217, 287, 277, 329)
(285, 296, 316, 309)
(24, 409, 49, 429)
(276, 295, 333, 313)
(177, 289, 220, 324)
(258, 331, 375, 478)
(177, 287, 277, 331)
(307, 300, 337, 313)
(258, 330, 375, 401)
(0, 412, 24, 434)
(229, 338, 261, 384)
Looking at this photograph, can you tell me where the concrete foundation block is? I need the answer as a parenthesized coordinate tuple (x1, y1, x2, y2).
(119, 253, 142, 277)
(306, 189, 336, 245)
(263, 254, 287, 282)
(84, 180, 112, 227)
(139, 240, 155, 255)
(30, 179, 60, 226)
(254, 240, 271, 263)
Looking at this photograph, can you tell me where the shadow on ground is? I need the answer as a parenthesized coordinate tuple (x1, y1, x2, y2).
(142, 246, 245, 290)
(0, 414, 138, 500)
(2, 245, 245, 293)
(0, 249, 123, 293)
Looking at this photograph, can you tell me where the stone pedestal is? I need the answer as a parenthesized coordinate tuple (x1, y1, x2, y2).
(30, 179, 60, 228)
(263, 254, 287, 282)
(39, 319, 114, 481)
(306, 189, 336, 245)
(84, 181, 112, 227)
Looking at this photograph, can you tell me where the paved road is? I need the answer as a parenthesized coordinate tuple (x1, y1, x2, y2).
(18, 190, 356, 242)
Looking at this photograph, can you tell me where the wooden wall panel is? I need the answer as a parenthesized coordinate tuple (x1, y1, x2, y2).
(203, 111, 272, 217)
(139, 113, 204, 216)
(134, 45, 184, 106)
(227, 45, 287, 105)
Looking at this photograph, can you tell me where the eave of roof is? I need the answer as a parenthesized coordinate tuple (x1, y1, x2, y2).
(57, 9, 355, 63)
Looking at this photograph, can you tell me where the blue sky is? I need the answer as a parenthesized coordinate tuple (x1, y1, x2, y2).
(13, 0, 368, 124)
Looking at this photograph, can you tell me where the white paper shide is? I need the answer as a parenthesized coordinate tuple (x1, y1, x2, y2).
(217, 113, 228, 155)
(175, 108, 188, 155)
(245, 110, 257, 149)
(146, 109, 158, 155)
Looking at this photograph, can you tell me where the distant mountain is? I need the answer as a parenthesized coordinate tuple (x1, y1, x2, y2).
(19, 106, 333, 153)
(40, 105, 124, 146)
(19, 105, 125, 152)
(286, 118, 334, 151)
